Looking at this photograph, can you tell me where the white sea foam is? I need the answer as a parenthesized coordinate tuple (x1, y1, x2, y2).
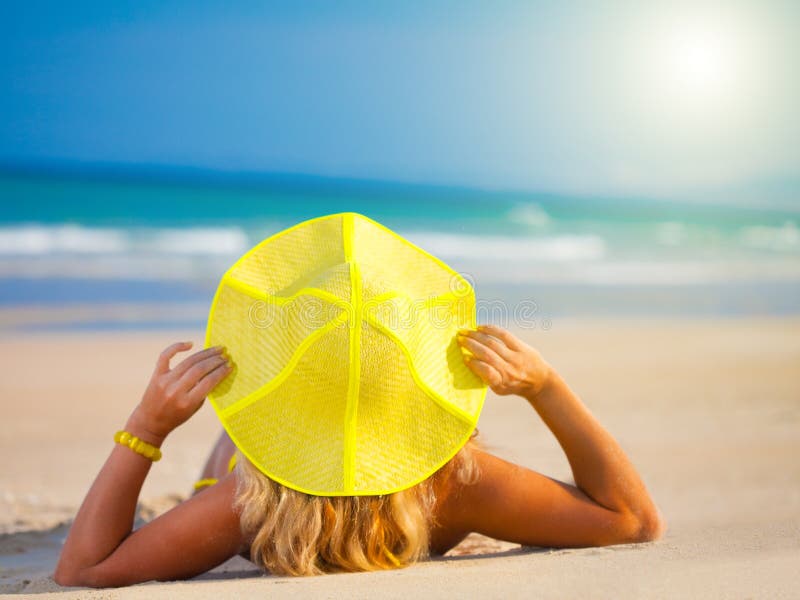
(506, 203, 551, 228)
(655, 222, 690, 246)
(147, 228, 250, 255)
(0, 224, 249, 256)
(464, 257, 800, 285)
(0, 225, 128, 255)
(740, 221, 799, 252)
(404, 232, 607, 262)
(0, 223, 798, 287)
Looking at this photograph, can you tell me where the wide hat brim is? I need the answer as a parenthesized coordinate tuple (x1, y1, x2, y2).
(205, 212, 487, 496)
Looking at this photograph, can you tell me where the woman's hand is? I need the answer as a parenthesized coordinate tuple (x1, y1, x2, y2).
(127, 342, 233, 444)
(457, 324, 553, 399)
(456, 324, 665, 546)
(54, 341, 239, 587)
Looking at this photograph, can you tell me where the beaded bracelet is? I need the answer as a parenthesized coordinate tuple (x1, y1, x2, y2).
(114, 430, 162, 462)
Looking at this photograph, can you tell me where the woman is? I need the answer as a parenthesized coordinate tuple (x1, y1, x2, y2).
(54, 324, 664, 587)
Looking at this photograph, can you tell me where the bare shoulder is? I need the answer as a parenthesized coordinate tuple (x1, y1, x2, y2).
(432, 448, 651, 551)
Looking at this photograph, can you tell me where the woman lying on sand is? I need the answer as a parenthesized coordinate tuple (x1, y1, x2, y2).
(54, 214, 664, 587)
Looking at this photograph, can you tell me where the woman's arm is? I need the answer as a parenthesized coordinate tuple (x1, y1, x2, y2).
(450, 325, 665, 547)
(54, 342, 242, 587)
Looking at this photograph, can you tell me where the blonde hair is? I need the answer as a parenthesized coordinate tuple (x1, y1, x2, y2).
(234, 436, 481, 576)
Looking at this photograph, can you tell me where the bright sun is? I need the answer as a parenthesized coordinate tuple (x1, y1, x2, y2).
(667, 30, 730, 94)
(641, 14, 752, 112)
(662, 27, 737, 102)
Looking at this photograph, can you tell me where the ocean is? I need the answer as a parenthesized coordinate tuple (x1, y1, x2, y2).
(1, 168, 798, 331)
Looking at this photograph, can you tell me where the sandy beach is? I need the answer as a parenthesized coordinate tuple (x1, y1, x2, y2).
(4, 0, 799, 596)
(1, 316, 798, 598)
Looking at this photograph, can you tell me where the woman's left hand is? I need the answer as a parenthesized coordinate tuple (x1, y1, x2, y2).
(127, 342, 233, 444)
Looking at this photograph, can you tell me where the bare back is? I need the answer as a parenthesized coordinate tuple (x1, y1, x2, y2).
(197, 430, 653, 557)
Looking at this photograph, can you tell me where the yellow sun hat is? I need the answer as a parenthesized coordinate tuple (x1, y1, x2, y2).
(205, 212, 486, 496)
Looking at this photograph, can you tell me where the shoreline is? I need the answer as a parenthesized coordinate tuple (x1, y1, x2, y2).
(2, 286, 800, 336)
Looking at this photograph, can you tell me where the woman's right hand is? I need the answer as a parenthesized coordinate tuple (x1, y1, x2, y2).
(457, 325, 553, 399)
(55, 342, 240, 588)
(127, 342, 233, 444)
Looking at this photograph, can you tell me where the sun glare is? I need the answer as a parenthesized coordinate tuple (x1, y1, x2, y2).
(637, 11, 757, 115)
(667, 29, 730, 95)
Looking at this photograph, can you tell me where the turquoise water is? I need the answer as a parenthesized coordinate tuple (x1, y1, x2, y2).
(1, 169, 799, 329)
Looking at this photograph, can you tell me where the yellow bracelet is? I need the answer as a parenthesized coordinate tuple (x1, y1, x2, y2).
(114, 430, 162, 462)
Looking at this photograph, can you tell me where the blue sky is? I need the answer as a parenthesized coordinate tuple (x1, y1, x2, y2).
(1, 1, 798, 199)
